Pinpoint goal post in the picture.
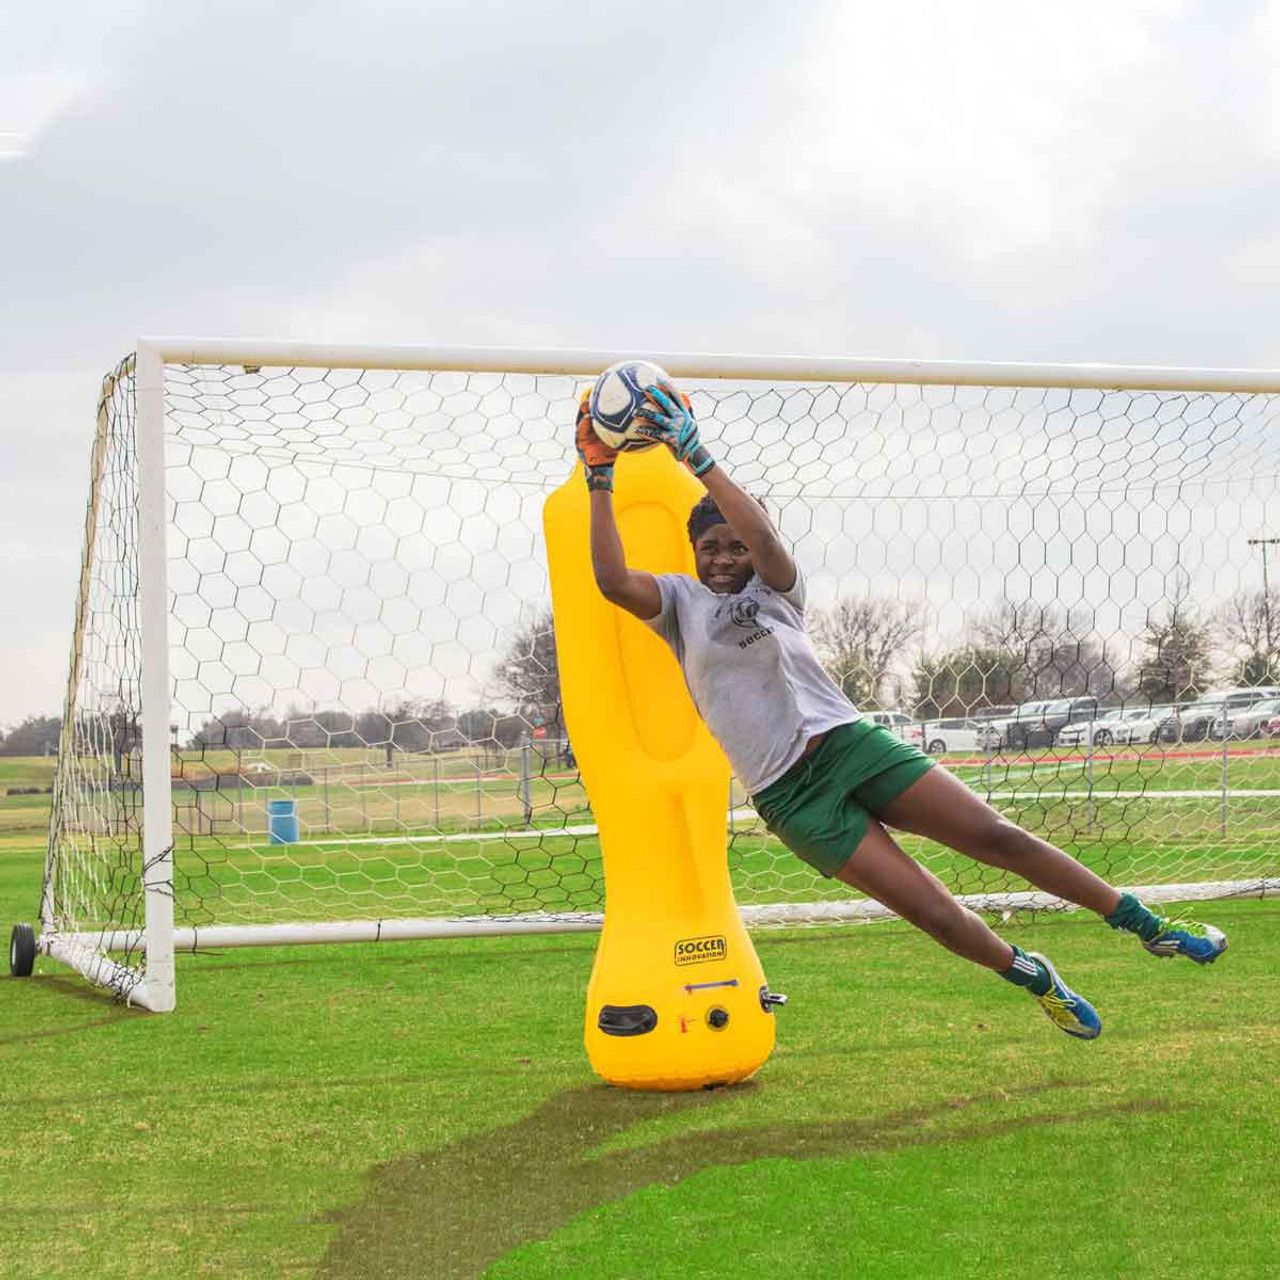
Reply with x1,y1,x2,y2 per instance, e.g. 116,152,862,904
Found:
135,342,176,1011
22,338,1280,1007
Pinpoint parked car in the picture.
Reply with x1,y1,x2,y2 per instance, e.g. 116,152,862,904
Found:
963,705,1014,749
966,706,1015,729
988,697,1100,750
1217,696,1280,740
1156,688,1280,744
1055,706,1153,747
919,718,988,754
978,700,1052,751
1111,705,1177,745
1156,703,1221,744
866,710,924,746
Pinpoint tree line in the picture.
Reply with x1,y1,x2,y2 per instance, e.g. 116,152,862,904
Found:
6,579,1276,757
490,580,1280,725
817,578,1280,715
0,613,562,758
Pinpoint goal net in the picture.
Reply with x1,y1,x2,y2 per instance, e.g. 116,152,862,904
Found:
33,341,1280,1008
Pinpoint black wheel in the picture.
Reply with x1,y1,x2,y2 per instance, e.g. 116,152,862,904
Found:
1094,729,1112,746
9,923,35,977
927,739,946,755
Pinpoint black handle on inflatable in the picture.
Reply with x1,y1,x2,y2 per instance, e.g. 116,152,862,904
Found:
598,1004,659,1037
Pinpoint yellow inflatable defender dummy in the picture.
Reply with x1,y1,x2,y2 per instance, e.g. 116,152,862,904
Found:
544,446,783,1091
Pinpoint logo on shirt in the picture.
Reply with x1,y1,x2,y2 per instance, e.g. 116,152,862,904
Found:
727,598,760,628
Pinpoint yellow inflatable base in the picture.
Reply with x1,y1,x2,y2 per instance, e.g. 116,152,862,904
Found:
544,446,778,1091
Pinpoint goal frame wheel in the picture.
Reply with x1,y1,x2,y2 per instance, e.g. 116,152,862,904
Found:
9,923,36,978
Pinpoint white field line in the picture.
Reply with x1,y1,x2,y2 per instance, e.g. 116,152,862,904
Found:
238,790,1280,851
279,776,558,791
983,789,1280,799
232,758,1277,793
240,821,604,849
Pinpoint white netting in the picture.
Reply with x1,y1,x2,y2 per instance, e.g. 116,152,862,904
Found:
45,358,148,996
43,354,1280,994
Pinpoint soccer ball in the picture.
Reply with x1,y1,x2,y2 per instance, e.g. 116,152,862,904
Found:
588,359,671,452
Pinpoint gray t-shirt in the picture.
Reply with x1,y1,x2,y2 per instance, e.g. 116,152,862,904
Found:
644,567,859,794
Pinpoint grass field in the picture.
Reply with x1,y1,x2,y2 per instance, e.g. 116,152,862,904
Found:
12,742,1280,932
1,820,1277,1278
10,740,1280,842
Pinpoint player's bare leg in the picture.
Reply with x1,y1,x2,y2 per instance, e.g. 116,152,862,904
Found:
875,767,1121,914
834,819,1101,1038
876,767,1226,964
833,819,1012,969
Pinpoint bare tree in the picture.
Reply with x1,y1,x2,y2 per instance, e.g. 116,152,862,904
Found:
910,644,1024,718
356,698,457,761
1137,575,1213,703
810,596,924,708
971,598,1061,696
1035,630,1127,700
971,598,1122,699
189,706,284,750
0,714,62,757
493,607,560,724
1214,587,1280,686
972,598,1058,654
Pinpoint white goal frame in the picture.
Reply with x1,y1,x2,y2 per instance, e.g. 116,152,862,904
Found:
35,337,1280,1010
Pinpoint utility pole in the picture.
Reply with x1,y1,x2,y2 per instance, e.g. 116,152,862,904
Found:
1247,538,1280,660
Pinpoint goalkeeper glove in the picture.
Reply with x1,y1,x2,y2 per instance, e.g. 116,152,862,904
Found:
634,381,715,477
575,392,617,491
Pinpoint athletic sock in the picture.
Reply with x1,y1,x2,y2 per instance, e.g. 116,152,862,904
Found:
1104,891,1164,942
998,944,1052,997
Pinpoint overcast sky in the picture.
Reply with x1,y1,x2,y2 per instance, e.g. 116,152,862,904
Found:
5,1,1280,727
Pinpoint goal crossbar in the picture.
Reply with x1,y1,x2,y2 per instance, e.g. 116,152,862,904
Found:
141,337,1280,393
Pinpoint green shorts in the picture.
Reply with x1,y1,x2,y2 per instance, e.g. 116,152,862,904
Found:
752,719,935,878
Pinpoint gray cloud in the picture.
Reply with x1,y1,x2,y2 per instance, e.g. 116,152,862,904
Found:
4,1,1280,724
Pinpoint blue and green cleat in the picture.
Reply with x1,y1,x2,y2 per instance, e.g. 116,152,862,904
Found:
1143,919,1227,964
1027,952,1102,1040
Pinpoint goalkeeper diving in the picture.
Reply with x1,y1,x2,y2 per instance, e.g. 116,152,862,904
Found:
575,377,1227,1041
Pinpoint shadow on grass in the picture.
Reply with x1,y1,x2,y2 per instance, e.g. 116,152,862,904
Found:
0,972,141,1048
317,1078,1178,1280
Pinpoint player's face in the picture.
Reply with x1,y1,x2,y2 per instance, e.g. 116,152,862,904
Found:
694,524,754,594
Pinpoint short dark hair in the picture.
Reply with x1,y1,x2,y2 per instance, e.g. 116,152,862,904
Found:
686,493,768,546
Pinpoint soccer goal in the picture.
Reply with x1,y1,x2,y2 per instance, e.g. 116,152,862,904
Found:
17,339,1280,1009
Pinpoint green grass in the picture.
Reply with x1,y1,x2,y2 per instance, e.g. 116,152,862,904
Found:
14,742,1280,846
0,825,1277,1279
19,806,1280,932
0,755,56,787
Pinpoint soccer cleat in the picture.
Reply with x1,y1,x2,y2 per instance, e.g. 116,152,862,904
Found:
1026,952,1102,1040
1143,919,1227,965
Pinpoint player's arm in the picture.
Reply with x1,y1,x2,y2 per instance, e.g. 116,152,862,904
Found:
576,395,662,620
635,380,796,593
697,466,796,593
588,490,662,620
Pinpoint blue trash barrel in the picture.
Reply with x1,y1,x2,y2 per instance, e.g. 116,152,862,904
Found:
267,799,299,844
